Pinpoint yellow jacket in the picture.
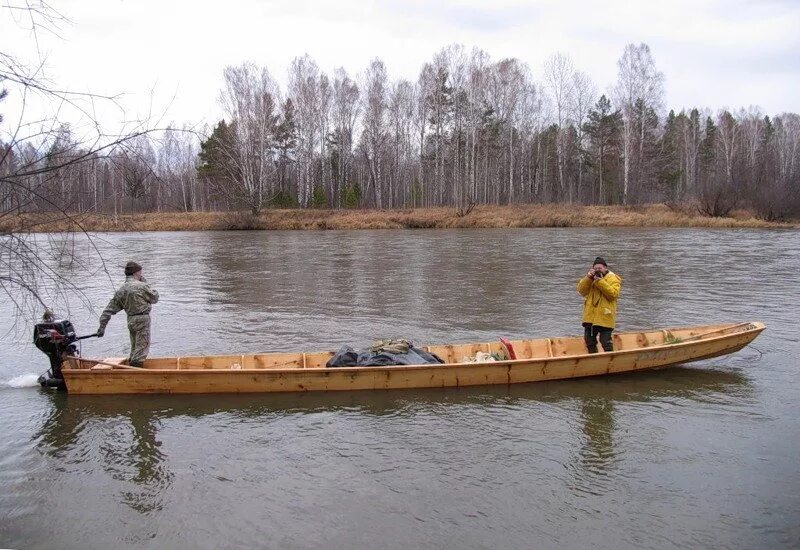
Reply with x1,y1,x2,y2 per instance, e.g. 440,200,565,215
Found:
577,271,622,329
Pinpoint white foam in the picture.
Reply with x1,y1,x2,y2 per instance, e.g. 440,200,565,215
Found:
2,373,40,388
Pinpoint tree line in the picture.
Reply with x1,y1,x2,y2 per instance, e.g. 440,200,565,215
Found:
3,43,799,221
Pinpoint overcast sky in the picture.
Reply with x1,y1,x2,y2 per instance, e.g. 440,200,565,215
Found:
2,0,799,134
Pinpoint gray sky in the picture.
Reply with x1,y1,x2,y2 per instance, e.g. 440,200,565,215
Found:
1,0,799,133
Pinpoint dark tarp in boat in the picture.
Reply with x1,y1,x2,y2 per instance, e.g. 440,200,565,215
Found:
327,339,445,368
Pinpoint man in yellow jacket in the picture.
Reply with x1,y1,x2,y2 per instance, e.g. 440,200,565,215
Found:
577,257,622,353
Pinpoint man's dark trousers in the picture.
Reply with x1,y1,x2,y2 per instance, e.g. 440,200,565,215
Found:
583,323,613,353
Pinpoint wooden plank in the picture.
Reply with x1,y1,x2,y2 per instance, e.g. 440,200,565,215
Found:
511,340,533,360
67,357,142,370
173,355,233,369
249,353,304,369
304,352,335,368
550,338,569,356
146,357,177,369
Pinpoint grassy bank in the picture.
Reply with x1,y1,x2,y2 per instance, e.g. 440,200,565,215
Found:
1,204,796,233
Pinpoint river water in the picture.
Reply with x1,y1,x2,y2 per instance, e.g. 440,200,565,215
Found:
0,228,798,549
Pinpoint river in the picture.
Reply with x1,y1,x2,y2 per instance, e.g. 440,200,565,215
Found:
1,228,798,549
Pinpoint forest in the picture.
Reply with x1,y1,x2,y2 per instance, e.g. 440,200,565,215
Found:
2,43,799,222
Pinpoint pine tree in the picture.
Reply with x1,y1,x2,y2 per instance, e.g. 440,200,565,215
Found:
198,120,239,207
425,67,453,204
584,95,622,204
699,116,717,188
274,99,298,201
660,110,682,202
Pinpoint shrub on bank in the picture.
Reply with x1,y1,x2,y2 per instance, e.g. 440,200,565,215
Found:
218,212,265,230
0,204,796,233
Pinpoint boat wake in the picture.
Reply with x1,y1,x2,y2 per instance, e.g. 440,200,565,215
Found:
1,373,40,388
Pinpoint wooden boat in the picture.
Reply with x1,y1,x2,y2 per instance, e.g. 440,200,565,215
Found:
60,322,765,395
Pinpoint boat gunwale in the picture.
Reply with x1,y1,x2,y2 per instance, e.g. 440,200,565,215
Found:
62,321,765,376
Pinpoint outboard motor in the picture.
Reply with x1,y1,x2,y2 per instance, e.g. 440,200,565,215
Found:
35,317,80,390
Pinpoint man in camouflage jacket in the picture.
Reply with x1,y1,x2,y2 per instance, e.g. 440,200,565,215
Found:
97,261,159,367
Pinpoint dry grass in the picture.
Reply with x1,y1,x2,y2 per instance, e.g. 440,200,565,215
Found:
0,204,796,233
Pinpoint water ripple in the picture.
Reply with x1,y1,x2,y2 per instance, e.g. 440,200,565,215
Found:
0,229,798,549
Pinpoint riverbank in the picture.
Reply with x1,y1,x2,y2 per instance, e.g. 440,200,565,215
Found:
1,204,796,232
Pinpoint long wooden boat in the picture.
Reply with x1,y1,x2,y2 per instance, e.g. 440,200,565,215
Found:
61,322,765,395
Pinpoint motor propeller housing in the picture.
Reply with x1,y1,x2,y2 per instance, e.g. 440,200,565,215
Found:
34,318,78,390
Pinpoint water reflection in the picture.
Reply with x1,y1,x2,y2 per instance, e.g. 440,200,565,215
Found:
559,366,755,498
120,410,170,513
35,366,753,421
579,398,616,477
35,393,172,514
32,366,752,515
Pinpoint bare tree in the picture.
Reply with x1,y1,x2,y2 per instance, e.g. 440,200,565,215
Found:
315,73,332,206
288,56,324,207
331,68,360,208
118,134,157,212
1,2,166,318
487,58,526,204
570,71,597,202
544,53,575,201
157,125,199,212
775,113,799,185
716,109,740,189
361,58,389,208
425,53,450,206
441,45,468,208
388,79,415,207
466,47,491,203
613,43,664,204
678,108,702,199
414,63,435,207
516,80,544,200
218,63,280,214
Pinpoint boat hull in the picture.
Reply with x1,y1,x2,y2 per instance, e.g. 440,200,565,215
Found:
61,323,765,395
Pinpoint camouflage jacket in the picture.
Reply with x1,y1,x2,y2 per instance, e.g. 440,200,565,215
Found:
99,276,160,328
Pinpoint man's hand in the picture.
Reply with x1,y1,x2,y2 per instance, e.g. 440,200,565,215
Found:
96,327,105,337
587,269,595,279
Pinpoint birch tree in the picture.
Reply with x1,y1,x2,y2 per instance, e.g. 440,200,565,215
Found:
544,53,574,201
570,71,597,202
219,63,279,214
716,109,739,188
288,55,324,207
158,126,199,212
331,68,359,207
361,58,389,208
679,108,702,198
487,58,526,203
414,64,435,206
466,47,491,203
388,79,415,207
613,43,664,204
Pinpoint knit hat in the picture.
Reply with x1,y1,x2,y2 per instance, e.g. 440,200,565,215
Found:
124,261,142,276
593,257,608,267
